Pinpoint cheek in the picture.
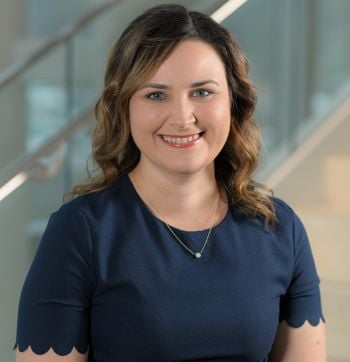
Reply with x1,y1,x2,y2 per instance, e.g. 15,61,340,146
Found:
128,98,138,129
199,98,231,129
129,99,164,133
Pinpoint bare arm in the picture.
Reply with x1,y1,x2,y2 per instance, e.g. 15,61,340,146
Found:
16,346,88,362
269,320,326,362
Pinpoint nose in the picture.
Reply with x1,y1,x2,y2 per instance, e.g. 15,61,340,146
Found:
168,96,196,129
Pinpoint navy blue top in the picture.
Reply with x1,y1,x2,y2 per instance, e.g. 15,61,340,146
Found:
14,175,324,361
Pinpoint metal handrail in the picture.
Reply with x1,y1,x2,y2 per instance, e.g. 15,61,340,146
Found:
266,95,350,189
0,105,94,202
0,0,118,89
211,0,247,22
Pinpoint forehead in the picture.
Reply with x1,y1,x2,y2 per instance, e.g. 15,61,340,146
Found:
146,39,227,84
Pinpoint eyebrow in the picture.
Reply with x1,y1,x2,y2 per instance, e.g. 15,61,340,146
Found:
139,79,220,90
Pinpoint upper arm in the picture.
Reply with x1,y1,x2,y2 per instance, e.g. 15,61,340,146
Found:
270,202,327,361
16,346,88,362
269,320,327,362
14,205,95,358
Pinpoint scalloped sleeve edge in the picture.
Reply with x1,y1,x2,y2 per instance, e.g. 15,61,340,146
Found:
13,342,89,356
281,315,326,328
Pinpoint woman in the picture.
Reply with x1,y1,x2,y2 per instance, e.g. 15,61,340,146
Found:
15,4,326,361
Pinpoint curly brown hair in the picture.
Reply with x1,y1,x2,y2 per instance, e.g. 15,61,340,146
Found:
68,4,276,227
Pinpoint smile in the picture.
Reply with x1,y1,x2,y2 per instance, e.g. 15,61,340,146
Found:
159,132,204,148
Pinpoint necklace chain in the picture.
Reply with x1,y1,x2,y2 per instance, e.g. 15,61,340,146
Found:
164,194,220,259
130,175,220,259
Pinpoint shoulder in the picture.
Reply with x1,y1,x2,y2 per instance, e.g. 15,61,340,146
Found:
271,196,296,221
36,177,133,263
55,175,132,222
270,196,305,235
268,197,314,265
235,196,301,235
236,195,310,253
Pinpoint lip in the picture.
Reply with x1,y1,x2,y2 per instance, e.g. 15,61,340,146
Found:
158,132,204,148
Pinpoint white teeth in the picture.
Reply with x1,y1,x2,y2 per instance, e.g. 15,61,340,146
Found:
161,134,201,145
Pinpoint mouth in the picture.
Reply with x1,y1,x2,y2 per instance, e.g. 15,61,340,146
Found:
159,132,205,148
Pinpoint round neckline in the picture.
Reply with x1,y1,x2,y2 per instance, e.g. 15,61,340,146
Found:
125,174,231,234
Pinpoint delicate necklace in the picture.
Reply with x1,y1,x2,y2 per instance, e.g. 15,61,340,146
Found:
130,175,220,259
164,194,220,259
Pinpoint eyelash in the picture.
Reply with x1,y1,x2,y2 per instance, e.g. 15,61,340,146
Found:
145,92,165,101
145,89,213,101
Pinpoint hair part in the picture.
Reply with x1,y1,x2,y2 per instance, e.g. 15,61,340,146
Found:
67,4,277,228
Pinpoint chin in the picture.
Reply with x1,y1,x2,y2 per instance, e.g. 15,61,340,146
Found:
162,160,212,176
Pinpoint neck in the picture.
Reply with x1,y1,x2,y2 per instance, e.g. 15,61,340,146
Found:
128,163,225,231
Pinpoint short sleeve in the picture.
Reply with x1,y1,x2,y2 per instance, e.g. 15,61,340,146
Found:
14,204,96,355
279,211,325,327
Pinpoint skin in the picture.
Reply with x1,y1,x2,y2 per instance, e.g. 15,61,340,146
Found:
16,39,327,361
129,40,232,178
128,39,232,231
269,320,327,361
16,346,88,361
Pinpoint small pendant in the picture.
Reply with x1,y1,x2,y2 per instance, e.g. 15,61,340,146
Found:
194,252,202,259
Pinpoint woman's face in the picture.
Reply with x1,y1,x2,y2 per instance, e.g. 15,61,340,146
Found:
129,39,231,177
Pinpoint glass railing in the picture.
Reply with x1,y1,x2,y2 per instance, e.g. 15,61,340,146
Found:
0,43,68,171
0,0,228,171
222,0,350,180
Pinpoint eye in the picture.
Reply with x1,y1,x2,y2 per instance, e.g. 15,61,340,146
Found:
145,91,166,101
192,89,213,97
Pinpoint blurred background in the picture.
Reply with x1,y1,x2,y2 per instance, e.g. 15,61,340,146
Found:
0,0,349,360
